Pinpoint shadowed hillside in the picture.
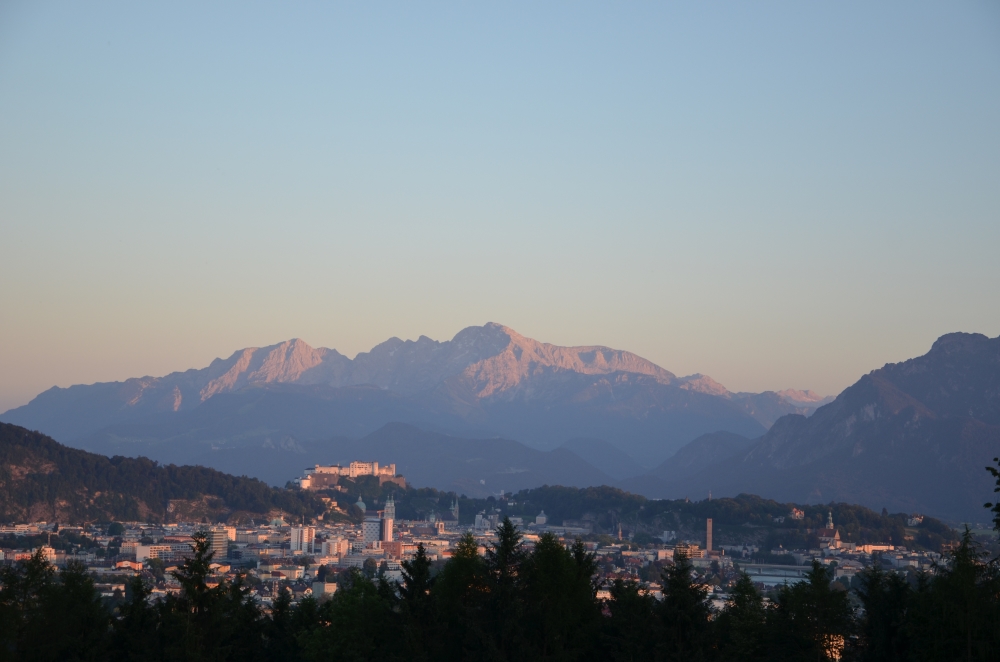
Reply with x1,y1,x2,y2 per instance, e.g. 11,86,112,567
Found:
632,333,1000,520
0,423,320,524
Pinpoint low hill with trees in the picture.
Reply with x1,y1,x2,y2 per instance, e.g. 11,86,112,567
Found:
0,423,321,524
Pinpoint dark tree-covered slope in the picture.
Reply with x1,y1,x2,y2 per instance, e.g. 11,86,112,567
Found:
0,422,320,524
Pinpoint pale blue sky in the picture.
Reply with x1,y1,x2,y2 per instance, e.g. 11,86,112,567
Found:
1,1,999,411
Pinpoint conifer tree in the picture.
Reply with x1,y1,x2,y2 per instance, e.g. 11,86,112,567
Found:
111,577,158,661
657,550,712,661
907,529,1000,662
716,573,768,661
433,532,488,659
856,561,911,662
399,543,435,660
301,569,402,662
0,551,111,662
600,579,660,661
769,561,854,661
985,456,1000,534
520,533,601,659
484,517,529,659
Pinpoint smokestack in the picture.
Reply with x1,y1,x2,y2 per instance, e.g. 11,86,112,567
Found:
706,518,713,552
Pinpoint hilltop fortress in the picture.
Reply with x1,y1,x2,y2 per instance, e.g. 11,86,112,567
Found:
295,461,406,490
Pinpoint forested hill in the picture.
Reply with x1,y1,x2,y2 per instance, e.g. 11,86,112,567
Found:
0,423,320,524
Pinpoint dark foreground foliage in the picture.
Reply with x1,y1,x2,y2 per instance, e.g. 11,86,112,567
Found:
1,526,999,662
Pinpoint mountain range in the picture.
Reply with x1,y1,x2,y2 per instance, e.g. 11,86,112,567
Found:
0,323,827,470
4,324,996,519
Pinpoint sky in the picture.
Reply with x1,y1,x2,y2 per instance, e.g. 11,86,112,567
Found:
1,1,999,412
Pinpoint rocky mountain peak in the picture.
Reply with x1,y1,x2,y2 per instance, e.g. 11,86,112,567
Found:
928,332,991,355
677,374,730,396
199,339,332,401
451,324,676,400
343,323,677,398
776,389,832,406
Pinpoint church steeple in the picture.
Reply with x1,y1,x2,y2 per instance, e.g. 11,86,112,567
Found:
827,510,834,529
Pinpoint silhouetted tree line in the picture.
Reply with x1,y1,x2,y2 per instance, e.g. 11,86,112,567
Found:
1,523,998,662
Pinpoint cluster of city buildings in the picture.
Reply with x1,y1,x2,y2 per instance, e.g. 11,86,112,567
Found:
0,486,478,605
657,511,946,604
0,488,948,609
